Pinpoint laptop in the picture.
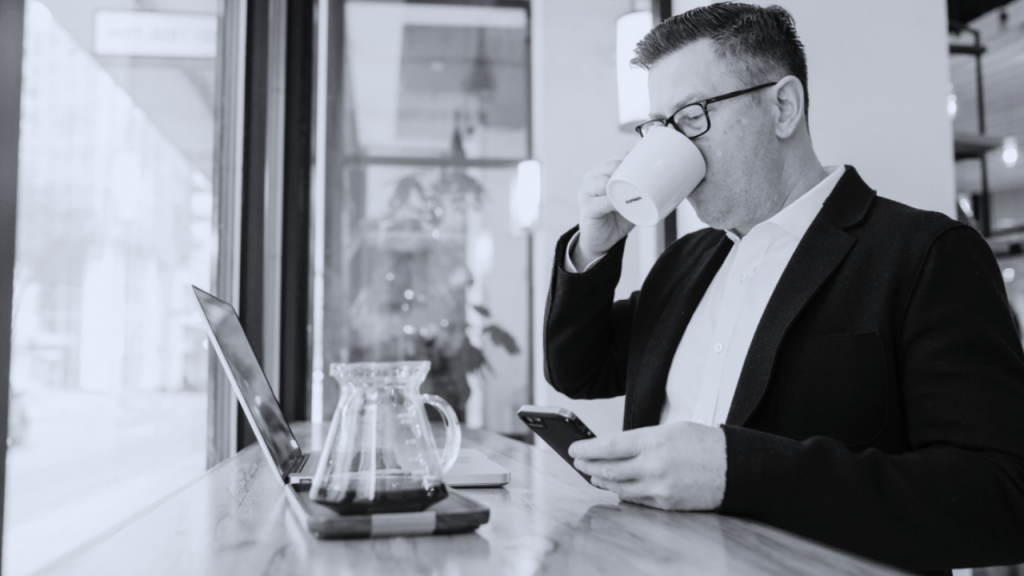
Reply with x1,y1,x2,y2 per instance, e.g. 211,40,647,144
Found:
192,286,510,488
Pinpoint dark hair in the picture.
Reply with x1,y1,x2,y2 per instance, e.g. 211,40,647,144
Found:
632,3,810,119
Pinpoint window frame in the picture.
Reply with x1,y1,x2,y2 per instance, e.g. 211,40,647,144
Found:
0,0,27,564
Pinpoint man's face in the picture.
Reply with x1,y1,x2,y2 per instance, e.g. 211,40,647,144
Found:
647,39,784,234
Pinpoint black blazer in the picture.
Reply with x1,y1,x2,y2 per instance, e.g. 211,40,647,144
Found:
543,167,1024,575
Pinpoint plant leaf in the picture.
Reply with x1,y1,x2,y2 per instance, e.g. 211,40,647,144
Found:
483,325,520,355
451,338,489,374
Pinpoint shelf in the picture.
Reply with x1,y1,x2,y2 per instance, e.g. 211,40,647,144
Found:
954,132,1004,160
949,43,987,55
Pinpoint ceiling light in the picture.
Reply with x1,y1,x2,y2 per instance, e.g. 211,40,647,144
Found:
510,160,541,231
616,10,652,131
1003,136,1018,168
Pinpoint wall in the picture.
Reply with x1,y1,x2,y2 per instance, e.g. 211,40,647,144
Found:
531,0,956,435
531,0,639,435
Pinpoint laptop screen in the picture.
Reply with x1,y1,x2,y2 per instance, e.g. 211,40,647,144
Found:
192,287,302,478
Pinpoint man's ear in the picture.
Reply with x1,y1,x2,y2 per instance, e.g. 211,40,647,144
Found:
772,75,805,139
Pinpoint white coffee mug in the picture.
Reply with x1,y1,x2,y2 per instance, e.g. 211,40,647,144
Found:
606,126,707,227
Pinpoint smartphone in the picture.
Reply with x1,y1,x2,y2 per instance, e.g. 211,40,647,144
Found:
517,405,596,481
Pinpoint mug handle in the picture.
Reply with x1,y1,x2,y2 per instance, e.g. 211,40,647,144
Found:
421,394,462,474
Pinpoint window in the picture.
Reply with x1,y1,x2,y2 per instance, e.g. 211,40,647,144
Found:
5,2,222,573
313,1,533,434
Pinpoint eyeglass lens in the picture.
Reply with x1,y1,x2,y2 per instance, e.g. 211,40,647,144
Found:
639,104,708,138
673,105,708,137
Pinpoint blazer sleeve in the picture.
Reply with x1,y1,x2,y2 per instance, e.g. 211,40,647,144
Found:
543,226,635,400
719,225,1024,572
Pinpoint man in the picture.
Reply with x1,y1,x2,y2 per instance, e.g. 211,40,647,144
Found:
542,4,1024,575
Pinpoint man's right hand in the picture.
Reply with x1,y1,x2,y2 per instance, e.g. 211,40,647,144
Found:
574,156,636,269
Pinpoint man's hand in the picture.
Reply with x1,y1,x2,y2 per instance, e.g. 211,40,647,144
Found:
569,421,727,511
575,156,635,268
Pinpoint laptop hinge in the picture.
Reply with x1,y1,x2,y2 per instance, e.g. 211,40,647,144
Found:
283,452,308,476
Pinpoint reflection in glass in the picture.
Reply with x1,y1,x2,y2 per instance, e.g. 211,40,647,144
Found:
338,161,523,421
343,1,528,159
317,1,531,432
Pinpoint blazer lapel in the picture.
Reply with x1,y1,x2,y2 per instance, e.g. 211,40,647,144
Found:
629,233,733,429
726,166,876,426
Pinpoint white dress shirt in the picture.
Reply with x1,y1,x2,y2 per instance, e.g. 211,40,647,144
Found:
565,166,846,426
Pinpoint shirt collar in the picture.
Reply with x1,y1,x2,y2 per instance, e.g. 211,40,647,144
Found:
725,165,846,243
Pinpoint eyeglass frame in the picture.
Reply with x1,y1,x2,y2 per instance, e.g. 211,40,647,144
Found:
635,81,780,139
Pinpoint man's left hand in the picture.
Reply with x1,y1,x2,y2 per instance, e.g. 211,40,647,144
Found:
569,421,727,511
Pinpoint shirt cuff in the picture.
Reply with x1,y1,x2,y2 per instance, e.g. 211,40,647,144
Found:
564,231,605,273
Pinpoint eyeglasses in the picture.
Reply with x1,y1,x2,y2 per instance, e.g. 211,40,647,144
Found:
635,81,779,139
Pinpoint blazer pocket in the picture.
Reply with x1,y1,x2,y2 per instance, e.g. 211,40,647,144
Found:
779,330,889,446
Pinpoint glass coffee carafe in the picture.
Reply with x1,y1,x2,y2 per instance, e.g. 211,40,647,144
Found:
310,361,461,514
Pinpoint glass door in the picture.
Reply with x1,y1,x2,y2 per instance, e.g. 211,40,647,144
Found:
314,0,532,434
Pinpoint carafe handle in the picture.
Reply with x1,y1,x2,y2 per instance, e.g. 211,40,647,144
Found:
421,394,461,474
